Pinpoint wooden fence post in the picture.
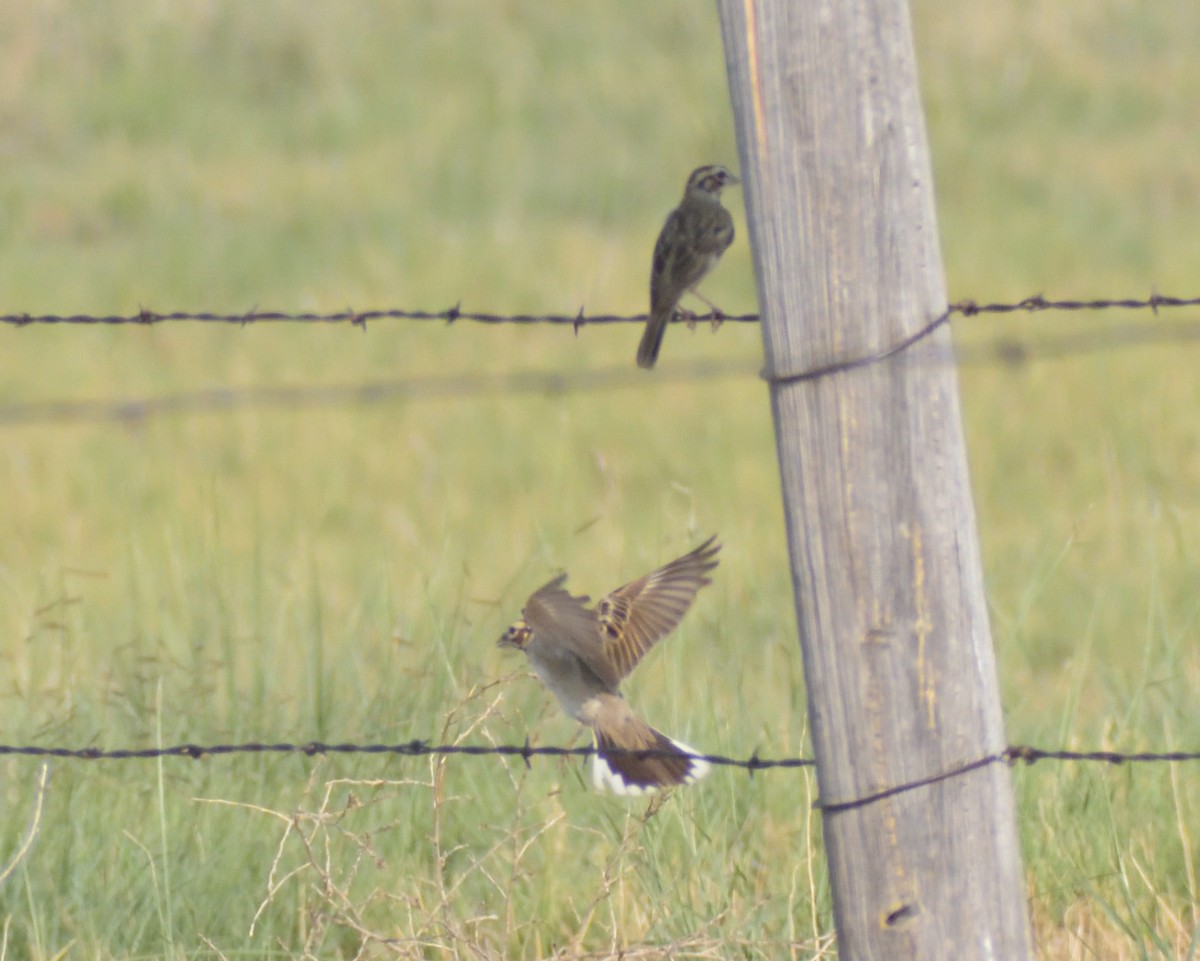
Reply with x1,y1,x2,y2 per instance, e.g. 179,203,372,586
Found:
715,2,1036,958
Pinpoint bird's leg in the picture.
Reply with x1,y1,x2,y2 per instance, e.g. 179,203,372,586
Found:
563,727,588,774
687,288,726,330
527,725,589,778
679,307,701,332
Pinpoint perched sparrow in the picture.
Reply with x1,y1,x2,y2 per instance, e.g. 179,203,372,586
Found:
498,536,721,795
637,165,740,369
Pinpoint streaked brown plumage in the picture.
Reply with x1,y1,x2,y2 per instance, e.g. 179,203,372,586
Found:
497,536,720,794
637,165,739,369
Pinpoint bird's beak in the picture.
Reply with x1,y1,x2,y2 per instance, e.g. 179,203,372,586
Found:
497,621,528,649
729,173,742,185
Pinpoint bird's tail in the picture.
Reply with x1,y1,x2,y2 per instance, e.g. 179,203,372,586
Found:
593,719,712,795
636,308,671,369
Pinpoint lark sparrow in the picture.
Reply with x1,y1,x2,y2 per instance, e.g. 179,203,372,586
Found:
498,536,720,795
637,165,740,369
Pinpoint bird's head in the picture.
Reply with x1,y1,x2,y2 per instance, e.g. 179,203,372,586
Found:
684,164,740,199
497,618,532,651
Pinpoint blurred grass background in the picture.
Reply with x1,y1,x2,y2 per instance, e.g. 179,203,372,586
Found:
1,2,1199,959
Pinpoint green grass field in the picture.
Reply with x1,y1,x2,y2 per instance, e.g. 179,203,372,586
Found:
1,3,1199,958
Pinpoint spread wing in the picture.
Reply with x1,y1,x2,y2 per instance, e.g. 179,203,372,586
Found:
595,536,720,680
520,574,620,689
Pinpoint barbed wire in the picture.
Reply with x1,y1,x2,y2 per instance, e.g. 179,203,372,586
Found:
1,740,1195,813
759,292,1200,385
0,360,752,426
5,304,1200,425
0,306,756,328
3,292,1199,426
812,745,1200,812
3,291,1199,329
0,739,810,767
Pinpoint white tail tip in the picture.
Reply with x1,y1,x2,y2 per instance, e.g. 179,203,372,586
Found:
592,735,712,796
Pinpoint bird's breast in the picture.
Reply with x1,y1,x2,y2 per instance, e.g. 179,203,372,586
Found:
526,642,611,723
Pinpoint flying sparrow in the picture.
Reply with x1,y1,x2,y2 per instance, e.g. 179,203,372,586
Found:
498,536,721,795
637,165,740,369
